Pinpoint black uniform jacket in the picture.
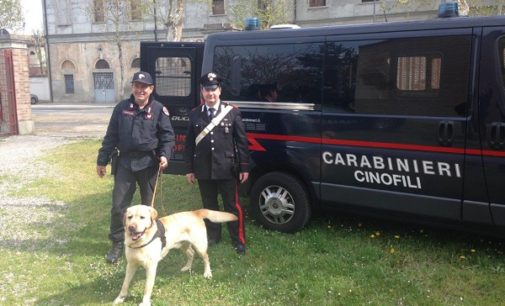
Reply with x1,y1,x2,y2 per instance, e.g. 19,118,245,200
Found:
97,95,175,171
184,102,250,180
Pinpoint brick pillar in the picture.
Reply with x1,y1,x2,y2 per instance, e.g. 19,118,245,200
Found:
0,34,34,135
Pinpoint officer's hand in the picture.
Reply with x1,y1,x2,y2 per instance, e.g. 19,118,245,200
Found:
186,173,196,184
97,165,107,177
159,156,168,169
239,172,249,184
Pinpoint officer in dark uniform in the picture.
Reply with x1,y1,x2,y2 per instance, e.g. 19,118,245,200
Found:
96,71,175,263
184,72,250,255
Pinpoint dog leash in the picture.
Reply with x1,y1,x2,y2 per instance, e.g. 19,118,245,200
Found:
150,164,162,208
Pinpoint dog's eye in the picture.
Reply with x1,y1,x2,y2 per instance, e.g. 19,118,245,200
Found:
140,216,146,219
127,215,133,220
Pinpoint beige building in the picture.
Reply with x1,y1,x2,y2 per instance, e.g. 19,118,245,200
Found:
43,0,438,104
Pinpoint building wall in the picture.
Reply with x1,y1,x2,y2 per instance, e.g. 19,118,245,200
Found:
44,0,439,104
296,1,438,26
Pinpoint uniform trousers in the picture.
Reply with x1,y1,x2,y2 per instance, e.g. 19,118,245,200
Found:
109,163,157,242
197,179,246,246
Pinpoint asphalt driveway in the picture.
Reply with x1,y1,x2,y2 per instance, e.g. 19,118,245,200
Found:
31,104,113,138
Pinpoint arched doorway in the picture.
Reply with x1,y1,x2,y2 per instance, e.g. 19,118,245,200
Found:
61,60,76,94
93,59,115,103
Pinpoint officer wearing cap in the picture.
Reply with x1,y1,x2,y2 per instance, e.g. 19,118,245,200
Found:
184,72,250,255
96,71,175,263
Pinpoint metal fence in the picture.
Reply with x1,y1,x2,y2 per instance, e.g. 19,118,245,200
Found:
0,49,18,136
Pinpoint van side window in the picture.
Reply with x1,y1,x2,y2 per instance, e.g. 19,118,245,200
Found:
499,37,505,89
154,57,191,97
214,43,324,104
396,56,441,91
324,36,472,117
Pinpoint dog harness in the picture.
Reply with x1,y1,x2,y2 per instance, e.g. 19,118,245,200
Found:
128,219,166,250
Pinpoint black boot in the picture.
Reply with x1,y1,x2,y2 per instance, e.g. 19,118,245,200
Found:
234,243,246,255
106,241,124,264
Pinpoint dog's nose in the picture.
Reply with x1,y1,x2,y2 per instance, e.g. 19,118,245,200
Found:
128,225,136,231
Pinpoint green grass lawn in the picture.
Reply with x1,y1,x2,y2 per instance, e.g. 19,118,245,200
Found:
1,139,504,305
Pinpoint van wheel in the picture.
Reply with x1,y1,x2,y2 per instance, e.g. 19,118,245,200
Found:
250,172,311,233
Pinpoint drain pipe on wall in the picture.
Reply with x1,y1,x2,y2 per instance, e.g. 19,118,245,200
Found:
42,0,53,103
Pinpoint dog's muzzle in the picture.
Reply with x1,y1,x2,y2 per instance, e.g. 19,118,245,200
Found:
128,226,145,241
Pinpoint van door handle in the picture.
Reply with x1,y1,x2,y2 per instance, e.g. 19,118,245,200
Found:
438,121,453,146
489,122,505,150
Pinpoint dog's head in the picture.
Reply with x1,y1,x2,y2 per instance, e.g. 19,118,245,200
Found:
123,205,158,242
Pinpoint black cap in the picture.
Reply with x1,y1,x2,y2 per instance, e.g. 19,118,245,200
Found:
131,71,153,85
200,72,222,89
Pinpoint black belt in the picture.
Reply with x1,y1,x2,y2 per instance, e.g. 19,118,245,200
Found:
122,151,152,158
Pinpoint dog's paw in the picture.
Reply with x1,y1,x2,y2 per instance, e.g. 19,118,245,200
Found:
203,270,213,279
113,295,126,304
180,265,192,272
139,301,151,306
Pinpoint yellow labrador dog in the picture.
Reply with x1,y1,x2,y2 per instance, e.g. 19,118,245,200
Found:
113,204,238,306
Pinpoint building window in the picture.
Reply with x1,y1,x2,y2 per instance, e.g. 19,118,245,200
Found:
95,59,110,69
131,58,141,68
130,0,142,20
212,0,225,15
94,0,104,22
64,74,74,94
309,0,326,7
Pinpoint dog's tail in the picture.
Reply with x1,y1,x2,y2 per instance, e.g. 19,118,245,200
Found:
196,209,238,223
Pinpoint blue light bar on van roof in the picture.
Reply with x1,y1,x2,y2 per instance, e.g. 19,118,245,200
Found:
245,17,260,31
438,2,459,18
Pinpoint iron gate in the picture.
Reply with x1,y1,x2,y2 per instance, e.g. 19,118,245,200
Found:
0,49,18,135
93,72,115,103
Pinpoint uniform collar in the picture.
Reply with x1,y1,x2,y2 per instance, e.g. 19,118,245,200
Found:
204,101,220,112
129,95,154,112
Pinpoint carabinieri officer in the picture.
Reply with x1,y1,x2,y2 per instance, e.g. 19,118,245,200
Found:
184,72,250,255
97,71,175,264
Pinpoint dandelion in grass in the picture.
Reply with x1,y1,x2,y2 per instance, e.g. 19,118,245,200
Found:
394,235,400,239
459,255,466,260
471,249,476,253
389,248,395,254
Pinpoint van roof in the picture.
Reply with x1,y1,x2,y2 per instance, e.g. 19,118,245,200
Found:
207,15,505,42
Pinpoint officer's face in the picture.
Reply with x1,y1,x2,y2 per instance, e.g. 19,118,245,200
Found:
132,82,154,105
201,86,221,107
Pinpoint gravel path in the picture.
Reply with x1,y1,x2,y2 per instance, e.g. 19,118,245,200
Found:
0,135,73,247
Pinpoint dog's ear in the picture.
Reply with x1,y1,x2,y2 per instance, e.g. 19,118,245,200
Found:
122,210,128,228
149,206,158,221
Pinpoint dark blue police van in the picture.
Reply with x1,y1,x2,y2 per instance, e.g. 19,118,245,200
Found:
141,15,505,235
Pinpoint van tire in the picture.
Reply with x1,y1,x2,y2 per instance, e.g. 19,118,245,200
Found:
250,172,311,233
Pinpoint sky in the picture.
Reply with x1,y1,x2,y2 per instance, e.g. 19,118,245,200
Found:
20,0,43,34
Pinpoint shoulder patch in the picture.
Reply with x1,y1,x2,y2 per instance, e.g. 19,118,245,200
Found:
162,107,170,116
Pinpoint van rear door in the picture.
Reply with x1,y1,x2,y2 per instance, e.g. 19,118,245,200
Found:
140,42,203,174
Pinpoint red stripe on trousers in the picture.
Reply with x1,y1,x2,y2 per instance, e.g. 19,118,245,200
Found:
235,183,246,245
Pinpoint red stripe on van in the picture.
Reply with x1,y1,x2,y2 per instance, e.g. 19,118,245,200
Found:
247,132,505,158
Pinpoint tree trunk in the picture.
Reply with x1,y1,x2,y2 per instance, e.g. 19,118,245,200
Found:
165,0,184,41
117,40,125,99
